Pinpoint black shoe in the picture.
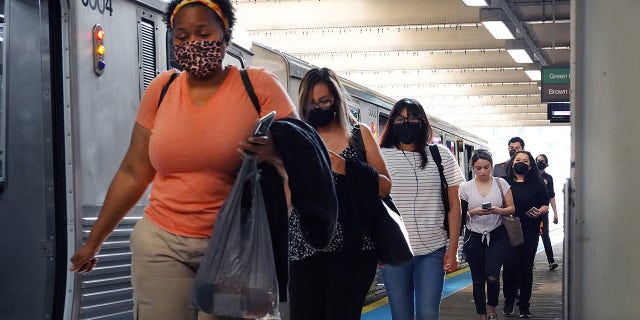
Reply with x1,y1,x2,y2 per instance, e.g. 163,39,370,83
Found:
519,307,531,318
549,262,559,271
503,302,514,315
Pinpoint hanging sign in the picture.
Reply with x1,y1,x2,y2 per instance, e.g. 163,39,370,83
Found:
541,66,570,102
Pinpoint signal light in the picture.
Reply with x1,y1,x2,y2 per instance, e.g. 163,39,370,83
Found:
95,29,105,41
93,24,106,75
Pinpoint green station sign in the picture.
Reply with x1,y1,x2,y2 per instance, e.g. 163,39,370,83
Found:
542,67,570,84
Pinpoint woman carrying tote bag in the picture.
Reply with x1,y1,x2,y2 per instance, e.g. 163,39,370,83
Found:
459,149,514,320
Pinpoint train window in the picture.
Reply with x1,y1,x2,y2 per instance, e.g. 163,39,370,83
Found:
446,140,456,154
0,4,5,192
350,107,361,121
465,144,475,180
378,113,389,134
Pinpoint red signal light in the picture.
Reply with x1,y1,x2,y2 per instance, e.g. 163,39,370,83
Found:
96,29,105,41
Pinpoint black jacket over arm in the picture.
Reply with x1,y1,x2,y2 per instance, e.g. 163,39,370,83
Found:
260,118,338,301
339,158,380,256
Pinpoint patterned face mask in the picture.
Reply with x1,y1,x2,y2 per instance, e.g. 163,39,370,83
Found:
174,40,224,79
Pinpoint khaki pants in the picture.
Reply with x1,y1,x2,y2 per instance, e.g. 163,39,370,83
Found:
130,216,244,320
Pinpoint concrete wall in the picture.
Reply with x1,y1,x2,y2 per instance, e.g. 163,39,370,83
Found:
570,1,640,318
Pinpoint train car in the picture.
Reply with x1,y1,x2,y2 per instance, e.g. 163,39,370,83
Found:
0,1,486,319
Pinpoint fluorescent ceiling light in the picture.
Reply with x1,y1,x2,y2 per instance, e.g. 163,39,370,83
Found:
462,0,489,6
507,49,534,63
524,70,541,81
482,21,515,39
480,8,516,39
524,62,541,81
505,40,534,63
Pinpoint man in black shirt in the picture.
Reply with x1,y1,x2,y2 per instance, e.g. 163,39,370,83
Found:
493,137,525,178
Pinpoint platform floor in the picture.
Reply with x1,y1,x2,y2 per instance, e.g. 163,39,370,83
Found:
440,241,564,320
362,240,564,320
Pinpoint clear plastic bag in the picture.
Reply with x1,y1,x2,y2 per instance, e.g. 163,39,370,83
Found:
193,155,279,319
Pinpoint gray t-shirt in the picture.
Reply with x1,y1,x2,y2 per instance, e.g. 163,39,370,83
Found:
459,177,511,233
492,161,509,178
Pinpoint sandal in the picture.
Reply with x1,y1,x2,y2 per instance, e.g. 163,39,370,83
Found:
488,314,498,319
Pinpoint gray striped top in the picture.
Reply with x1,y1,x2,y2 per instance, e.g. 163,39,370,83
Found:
381,144,465,256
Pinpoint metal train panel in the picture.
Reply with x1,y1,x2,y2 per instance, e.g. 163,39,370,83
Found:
64,2,168,319
0,1,58,319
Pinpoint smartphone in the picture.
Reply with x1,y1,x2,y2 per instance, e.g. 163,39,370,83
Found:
525,207,539,217
252,111,276,136
482,202,491,209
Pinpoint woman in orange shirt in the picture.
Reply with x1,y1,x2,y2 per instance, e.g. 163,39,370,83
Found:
69,1,296,319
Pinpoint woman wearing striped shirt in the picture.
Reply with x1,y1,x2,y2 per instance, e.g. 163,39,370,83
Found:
379,98,465,320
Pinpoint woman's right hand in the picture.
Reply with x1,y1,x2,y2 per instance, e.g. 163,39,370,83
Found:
69,244,100,273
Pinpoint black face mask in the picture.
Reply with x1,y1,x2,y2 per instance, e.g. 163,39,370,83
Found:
536,161,547,170
307,107,335,127
393,123,422,144
509,149,518,157
513,162,529,175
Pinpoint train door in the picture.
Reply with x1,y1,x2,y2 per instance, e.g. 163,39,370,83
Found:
0,1,65,319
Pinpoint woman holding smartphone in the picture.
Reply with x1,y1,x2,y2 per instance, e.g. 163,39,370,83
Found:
501,151,549,318
459,149,515,320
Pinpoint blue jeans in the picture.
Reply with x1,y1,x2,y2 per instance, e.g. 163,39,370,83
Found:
381,246,446,320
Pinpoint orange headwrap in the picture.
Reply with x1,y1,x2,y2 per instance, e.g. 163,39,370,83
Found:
170,0,229,31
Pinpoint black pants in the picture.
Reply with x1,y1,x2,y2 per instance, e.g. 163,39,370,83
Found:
502,229,539,309
463,226,508,314
288,250,377,320
539,213,555,264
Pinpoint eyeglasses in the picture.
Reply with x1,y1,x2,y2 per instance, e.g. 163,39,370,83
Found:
304,98,333,110
392,115,422,125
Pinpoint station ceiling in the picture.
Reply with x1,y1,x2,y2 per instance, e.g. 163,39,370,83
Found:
234,0,571,128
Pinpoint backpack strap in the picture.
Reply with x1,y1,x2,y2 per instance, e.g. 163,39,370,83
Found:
157,71,180,108
429,144,452,235
350,124,367,163
240,68,261,114
157,69,261,115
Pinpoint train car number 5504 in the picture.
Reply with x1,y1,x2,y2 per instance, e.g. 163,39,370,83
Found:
82,0,113,16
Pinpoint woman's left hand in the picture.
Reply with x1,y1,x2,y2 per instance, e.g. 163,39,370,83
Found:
443,247,459,272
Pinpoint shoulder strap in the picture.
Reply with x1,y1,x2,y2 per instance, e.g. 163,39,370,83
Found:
157,71,180,108
240,68,261,114
429,144,450,212
350,124,367,163
496,177,506,208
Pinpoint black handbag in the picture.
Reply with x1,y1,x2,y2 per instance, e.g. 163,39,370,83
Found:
349,125,413,265
372,196,414,266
